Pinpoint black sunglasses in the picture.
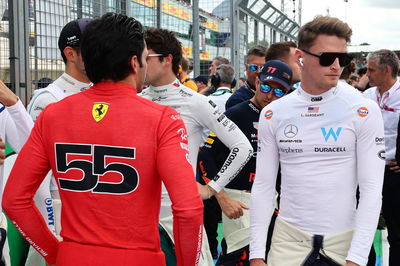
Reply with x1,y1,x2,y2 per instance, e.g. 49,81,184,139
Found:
302,50,353,67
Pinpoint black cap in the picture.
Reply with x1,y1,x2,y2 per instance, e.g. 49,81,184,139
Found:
194,75,208,85
58,18,92,53
258,60,293,90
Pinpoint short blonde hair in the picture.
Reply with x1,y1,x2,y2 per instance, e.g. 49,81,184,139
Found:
298,16,352,50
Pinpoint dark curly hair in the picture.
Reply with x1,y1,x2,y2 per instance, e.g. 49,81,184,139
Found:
81,13,146,84
145,28,182,76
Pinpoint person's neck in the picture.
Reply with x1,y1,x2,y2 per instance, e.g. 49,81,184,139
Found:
217,83,231,89
378,77,397,96
301,77,332,95
250,97,262,109
115,75,137,90
151,71,177,87
65,64,90,84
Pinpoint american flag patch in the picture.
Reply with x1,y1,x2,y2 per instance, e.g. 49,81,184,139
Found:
308,107,319,113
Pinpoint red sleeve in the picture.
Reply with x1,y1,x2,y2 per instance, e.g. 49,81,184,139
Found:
156,107,204,266
2,111,59,264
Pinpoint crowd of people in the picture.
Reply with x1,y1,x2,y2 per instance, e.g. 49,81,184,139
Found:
0,12,399,266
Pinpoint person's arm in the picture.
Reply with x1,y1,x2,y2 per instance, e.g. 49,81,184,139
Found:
195,98,253,193
198,134,248,219
346,101,385,265
2,111,59,264
157,107,203,266
0,80,33,152
249,107,279,261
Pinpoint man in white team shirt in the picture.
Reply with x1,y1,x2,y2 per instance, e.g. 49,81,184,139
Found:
26,18,92,266
0,80,33,265
141,27,253,265
250,16,385,266
363,49,400,266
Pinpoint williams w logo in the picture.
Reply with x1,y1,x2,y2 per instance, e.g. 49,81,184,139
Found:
92,102,109,122
321,127,342,142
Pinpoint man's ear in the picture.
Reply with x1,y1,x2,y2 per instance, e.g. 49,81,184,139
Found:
385,65,392,76
130,55,139,74
63,47,76,62
295,48,303,66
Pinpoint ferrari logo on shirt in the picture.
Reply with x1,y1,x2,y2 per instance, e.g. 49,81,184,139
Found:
92,102,109,122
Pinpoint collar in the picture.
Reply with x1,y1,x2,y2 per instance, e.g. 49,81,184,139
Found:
248,100,260,114
211,86,231,96
296,84,339,103
245,81,256,92
148,79,182,95
53,73,91,94
85,81,137,96
374,78,400,100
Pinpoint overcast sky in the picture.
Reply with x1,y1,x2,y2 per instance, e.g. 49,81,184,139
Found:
300,0,400,52
201,0,400,52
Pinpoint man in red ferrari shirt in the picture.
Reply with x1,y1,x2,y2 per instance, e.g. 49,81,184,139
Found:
3,13,203,266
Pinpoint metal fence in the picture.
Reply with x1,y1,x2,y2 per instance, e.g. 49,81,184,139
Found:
1,0,299,103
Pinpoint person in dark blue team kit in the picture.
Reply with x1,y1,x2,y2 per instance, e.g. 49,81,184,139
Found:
198,60,292,265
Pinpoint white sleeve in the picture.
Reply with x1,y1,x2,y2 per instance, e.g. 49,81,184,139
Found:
346,101,385,265
249,107,280,260
27,91,57,121
5,99,33,152
196,98,253,192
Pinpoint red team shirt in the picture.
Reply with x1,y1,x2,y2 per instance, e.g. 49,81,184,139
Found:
3,82,203,265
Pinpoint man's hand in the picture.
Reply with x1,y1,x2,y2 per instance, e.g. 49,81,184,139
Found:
345,261,359,266
250,258,267,266
197,183,210,199
388,160,400,173
215,190,249,219
0,80,18,107
0,139,5,166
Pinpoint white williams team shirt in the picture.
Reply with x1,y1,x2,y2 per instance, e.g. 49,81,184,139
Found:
0,100,33,209
250,83,385,265
28,73,91,121
363,78,400,163
140,80,252,216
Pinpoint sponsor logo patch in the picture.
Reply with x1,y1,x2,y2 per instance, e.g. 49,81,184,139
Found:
378,150,385,160
375,137,385,145
92,102,109,122
314,147,346,152
208,100,217,108
311,96,322,102
321,127,342,142
217,114,226,122
284,124,298,138
265,110,273,119
357,107,369,117
279,147,303,153
205,138,214,144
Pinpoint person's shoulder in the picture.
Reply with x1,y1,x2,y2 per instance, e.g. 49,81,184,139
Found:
226,100,250,114
337,83,376,105
233,85,251,96
362,86,377,98
177,83,199,99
